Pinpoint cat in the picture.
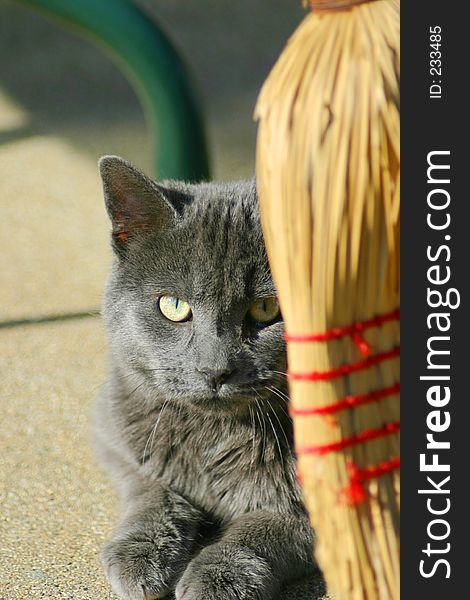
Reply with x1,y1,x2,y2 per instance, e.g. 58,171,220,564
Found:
94,156,327,600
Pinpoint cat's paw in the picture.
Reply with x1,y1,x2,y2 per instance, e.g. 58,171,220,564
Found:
175,544,274,600
102,533,188,600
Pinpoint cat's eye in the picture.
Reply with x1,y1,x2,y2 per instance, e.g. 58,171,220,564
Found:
248,297,280,325
158,295,192,322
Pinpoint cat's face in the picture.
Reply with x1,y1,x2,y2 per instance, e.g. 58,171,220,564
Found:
100,157,287,413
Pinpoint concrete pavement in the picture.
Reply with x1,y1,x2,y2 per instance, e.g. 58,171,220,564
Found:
0,1,303,597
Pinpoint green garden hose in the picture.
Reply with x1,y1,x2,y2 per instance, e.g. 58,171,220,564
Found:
19,0,211,181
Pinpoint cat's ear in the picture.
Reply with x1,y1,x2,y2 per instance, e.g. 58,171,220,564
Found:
99,155,178,254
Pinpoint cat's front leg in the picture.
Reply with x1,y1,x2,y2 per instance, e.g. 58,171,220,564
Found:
102,482,204,600
175,509,319,600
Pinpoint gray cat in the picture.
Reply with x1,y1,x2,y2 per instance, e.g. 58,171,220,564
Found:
94,156,327,600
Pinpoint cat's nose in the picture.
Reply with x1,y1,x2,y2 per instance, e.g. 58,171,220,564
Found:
199,368,236,392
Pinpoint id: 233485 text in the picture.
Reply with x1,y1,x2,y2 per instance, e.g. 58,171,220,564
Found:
429,25,442,99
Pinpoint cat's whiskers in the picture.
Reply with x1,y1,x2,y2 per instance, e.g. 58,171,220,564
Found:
251,388,267,463
95,372,135,398
126,379,147,401
142,399,171,465
267,384,290,403
115,368,172,387
266,386,290,412
266,409,283,462
265,392,290,450
269,370,288,378
171,399,186,460
248,405,258,472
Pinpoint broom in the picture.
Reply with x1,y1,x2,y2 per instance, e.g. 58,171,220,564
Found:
255,1,400,599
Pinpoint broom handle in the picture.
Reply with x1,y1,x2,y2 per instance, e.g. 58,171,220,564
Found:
308,0,378,13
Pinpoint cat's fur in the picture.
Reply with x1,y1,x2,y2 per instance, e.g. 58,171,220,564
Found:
94,156,327,600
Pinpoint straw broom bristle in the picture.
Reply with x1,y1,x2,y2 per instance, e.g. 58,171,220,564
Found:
255,1,399,599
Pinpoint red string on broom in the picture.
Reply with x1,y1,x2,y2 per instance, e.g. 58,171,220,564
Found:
286,309,400,504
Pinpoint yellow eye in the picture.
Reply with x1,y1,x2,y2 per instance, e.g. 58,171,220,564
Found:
249,297,280,324
158,295,192,322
